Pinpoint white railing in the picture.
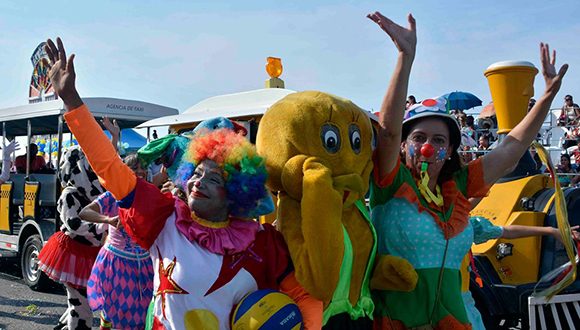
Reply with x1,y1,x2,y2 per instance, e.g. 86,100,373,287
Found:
528,293,580,330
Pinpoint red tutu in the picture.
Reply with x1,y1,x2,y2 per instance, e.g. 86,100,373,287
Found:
38,231,101,289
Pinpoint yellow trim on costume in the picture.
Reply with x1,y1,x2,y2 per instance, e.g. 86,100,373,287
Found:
418,169,443,206
191,212,230,228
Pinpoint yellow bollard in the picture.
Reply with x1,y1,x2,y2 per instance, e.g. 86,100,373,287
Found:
484,61,538,134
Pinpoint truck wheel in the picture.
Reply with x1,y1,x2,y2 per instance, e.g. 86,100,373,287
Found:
21,234,51,291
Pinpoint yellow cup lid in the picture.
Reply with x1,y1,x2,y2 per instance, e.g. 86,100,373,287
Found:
486,60,536,71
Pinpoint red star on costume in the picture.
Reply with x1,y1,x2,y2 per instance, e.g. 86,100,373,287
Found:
155,247,189,318
205,243,263,296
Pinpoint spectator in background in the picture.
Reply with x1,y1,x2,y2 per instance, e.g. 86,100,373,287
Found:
406,95,417,109
15,143,46,173
476,133,492,158
556,153,578,187
558,94,580,127
460,114,477,141
478,134,491,150
460,145,475,164
479,116,500,142
457,112,467,127
152,129,158,139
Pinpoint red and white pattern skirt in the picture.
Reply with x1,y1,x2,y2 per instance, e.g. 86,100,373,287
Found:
38,231,101,289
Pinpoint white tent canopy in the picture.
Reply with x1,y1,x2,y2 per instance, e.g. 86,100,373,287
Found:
0,97,179,136
137,88,296,129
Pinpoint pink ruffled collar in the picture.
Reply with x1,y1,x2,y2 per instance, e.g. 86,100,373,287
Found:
174,199,260,255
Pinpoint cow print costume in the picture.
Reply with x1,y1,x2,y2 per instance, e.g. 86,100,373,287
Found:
38,146,106,330
58,146,106,245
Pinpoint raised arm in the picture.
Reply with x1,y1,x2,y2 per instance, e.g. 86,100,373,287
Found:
502,225,579,243
79,201,119,228
43,38,136,200
482,43,569,184
101,117,120,153
0,141,18,183
367,12,416,179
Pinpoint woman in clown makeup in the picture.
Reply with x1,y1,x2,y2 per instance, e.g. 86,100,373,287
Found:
366,11,568,329
41,37,322,330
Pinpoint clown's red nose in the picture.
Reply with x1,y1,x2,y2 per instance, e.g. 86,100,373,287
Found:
420,143,434,158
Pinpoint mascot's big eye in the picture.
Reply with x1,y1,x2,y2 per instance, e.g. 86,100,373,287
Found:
320,124,341,153
349,124,361,154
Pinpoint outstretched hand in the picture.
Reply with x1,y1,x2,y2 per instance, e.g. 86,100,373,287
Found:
2,140,20,158
553,225,580,244
367,12,416,59
43,37,83,109
540,42,568,95
101,117,120,138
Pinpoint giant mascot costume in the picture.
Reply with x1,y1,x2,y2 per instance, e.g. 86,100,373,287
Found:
256,91,418,328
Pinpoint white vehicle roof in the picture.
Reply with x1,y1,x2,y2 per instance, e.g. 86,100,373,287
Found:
137,88,296,129
0,97,178,136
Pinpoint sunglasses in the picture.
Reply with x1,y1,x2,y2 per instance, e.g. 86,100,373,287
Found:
566,98,572,101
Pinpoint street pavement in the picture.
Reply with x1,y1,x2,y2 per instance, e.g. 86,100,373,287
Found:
0,256,100,330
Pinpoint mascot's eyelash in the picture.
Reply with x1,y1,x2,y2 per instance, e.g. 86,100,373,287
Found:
327,106,334,122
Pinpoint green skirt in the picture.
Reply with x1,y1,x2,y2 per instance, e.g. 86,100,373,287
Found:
372,268,468,328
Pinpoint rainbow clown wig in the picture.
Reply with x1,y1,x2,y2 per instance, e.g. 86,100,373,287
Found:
175,127,273,219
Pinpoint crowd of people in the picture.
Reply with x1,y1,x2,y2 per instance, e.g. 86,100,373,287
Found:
1,10,578,330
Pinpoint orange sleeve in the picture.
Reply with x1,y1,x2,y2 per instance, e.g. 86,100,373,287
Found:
280,272,323,330
467,157,491,198
64,105,136,200
372,151,401,188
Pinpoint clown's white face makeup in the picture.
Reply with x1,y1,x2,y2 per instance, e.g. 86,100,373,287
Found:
186,159,228,222
402,117,452,183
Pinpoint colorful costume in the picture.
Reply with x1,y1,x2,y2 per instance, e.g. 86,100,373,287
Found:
370,157,494,328
87,191,155,329
64,105,320,330
370,98,497,329
38,146,106,330
256,91,417,328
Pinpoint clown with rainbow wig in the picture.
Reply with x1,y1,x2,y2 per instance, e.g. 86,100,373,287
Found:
44,38,322,330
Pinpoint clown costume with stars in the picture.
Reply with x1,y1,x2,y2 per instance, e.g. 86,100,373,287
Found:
44,37,321,330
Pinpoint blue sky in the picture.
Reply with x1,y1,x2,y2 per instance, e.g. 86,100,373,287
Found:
0,0,579,114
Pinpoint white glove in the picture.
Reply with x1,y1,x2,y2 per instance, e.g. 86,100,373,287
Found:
1,140,19,182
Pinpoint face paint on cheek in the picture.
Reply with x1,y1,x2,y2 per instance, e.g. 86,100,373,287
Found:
436,147,447,162
408,144,416,158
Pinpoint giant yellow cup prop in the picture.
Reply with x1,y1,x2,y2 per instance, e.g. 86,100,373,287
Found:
484,61,538,134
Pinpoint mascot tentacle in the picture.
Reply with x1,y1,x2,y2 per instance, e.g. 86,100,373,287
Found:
298,157,345,301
